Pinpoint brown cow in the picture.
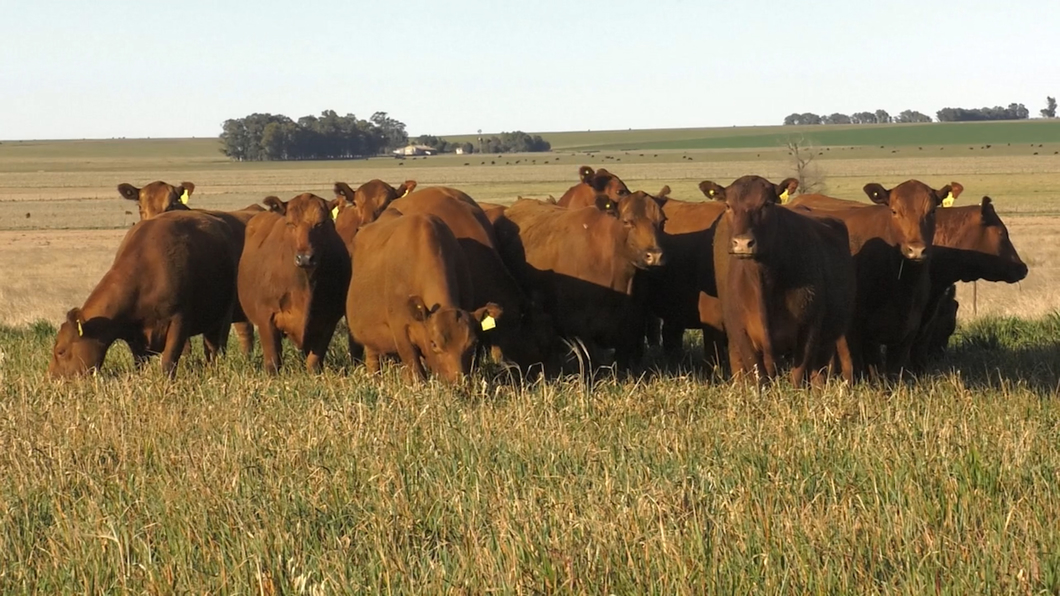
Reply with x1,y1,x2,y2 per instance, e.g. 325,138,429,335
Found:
639,185,728,359
912,197,1027,365
118,180,195,219
387,187,555,372
347,210,501,383
332,179,417,244
238,193,351,374
493,193,664,369
116,180,261,355
704,176,855,386
791,180,963,374
49,211,241,378
555,166,630,209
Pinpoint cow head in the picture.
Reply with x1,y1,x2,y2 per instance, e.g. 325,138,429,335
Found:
579,166,630,201
117,181,195,220
700,176,799,259
406,296,503,384
491,296,556,373
49,308,108,378
262,193,334,270
613,191,666,268
333,179,416,228
863,180,962,262
937,197,1028,283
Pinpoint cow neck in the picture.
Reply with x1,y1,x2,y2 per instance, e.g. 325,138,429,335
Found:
77,276,137,348
844,205,903,253
934,206,977,249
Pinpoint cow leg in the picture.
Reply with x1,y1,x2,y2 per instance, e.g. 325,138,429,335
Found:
727,330,754,381
160,316,189,379
259,322,283,374
395,338,428,383
303,323,337,374
834,335,854,385
363,347,381,375
128,336,152,369
232,322,255,356
201,323,229,365
661,321,686,362
644,315,662,347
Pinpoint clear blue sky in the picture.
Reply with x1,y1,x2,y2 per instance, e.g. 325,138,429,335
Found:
2,0,1057,140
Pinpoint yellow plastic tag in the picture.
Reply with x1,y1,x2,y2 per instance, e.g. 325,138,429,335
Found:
400,187,410,198
331,205,339,220
480,315,496,331
76,320,83,337
179,189,190,205
708,189,715,197
779,189,790,204
941,192,954,208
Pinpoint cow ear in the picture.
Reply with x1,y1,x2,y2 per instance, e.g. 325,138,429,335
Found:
589,170,613,192
776,178,799,204
546,195,557,204
863,183,890,205
262,196,286,214
472,303,504,331
578,166,595,184
407,295,430,322
980,196,1000,222
657,185,671,198
594,194,618,213
334,182,355,205
66,308,84,336
395,180,417,198
180,182,196,197
118,183,140,202
936,181,964,207
699,181,725,201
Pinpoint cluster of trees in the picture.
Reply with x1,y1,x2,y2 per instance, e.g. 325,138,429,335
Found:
414,135,474,154
1042,97,1057,118
783,109,931,125
219,111,408,161
936,103,1030,122
414,131,551,154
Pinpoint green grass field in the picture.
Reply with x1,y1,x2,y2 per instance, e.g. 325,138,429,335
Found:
2,128,1060,592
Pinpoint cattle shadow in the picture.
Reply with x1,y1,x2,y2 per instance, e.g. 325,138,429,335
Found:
920,315,1060,395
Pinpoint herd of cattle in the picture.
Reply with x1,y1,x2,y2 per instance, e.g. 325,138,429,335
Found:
47,166,1028,386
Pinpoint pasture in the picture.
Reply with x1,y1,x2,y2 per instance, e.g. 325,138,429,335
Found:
2,129,1060,592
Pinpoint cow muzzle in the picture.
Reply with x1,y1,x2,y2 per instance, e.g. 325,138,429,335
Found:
294,252,318,268
730,235,756,258
643,249,664,267
902,243,927,262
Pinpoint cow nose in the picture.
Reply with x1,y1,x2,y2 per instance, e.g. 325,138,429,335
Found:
294,252,317,268
644,249,664,266
903,244,926,262
731,235,756,256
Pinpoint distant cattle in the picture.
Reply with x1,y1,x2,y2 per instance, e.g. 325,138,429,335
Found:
493,192,664,369
238,194,350,374
912,197,1027,365
705,176,855,385
555,166,630,210
116,180,262,355
49,211,241,378
791,180,963,374
332,179,417,245
347,210,501,383
387,187,555,372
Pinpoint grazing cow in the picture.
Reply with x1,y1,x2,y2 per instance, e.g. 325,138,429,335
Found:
638,185,728,359
705,176,855,386
116,180,262,355
347,210,501,383
791,180,963,374
555,166,630,209
238,194,351,374
912,197,1028,365
387,187,555,372
493,192,665,369
49,211,241,378
332,179,417,245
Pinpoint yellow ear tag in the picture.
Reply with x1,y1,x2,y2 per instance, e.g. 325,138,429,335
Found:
480,315,496,331
779,189,790,204
179,189,190,206
400,188,410,198
708,189,715,197
941,192,955,208
331,205,339,220
76,320,83,337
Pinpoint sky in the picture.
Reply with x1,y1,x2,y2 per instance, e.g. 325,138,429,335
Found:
2,0,1058,140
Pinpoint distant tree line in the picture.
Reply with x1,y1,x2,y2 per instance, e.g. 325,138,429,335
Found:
219,110,408,161
414,131,551,154
936,103,1029,122
784,109,931,125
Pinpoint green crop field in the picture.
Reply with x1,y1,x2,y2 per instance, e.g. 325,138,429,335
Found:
1,130,1060,592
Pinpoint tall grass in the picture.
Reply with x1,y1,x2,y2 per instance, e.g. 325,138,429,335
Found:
1,317,1059,593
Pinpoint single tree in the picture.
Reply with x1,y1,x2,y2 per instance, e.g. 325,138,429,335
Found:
1041,96,1057,118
